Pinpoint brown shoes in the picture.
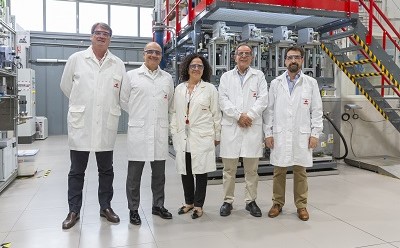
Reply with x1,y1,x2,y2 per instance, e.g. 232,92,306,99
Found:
268,204,282,218
297,208,309,221
100,207,120,223
62,212,80,229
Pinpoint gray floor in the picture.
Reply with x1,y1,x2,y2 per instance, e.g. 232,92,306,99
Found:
1,135,400,248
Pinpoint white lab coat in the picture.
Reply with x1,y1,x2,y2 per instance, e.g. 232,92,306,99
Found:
60,46,127,151
170,80,221,175
219,67,269,158
120,64,174,161
263,71,323,167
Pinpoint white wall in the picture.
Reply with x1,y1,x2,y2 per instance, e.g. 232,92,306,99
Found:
340,95,400,159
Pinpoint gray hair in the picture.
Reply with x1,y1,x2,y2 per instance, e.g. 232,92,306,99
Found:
91,22,112,37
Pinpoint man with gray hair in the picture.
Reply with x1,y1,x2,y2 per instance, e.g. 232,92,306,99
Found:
60,22,127,229
218,43,268,217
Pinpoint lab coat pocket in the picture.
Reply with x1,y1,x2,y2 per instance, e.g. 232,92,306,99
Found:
199,98,209,111
299,126,311,148
250,84,258,100
196,130,214,152
301,91,311,108
112,74,122,88
107,106,121,131
68,105,85,129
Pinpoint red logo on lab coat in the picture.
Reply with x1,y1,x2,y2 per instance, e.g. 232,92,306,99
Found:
253,92,257,97
303,99,309,105
164,94,168,99
113,83,119,88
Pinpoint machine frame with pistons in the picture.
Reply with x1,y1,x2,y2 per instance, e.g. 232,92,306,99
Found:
161,0,360,181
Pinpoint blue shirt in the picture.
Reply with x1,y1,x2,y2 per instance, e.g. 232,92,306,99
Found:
286,71,301,94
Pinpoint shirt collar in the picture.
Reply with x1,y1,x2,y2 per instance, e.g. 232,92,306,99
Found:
140,63,160,75
286,70,302,81
236,66,250,76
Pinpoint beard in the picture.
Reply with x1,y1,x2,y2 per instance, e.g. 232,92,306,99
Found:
288,63,300,73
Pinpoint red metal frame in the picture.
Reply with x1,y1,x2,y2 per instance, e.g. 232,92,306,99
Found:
163,0,359,44
357,0,400,97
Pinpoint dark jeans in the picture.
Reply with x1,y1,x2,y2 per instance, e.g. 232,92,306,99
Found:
126,160,166,211
68,150,114,213
181,152,208,207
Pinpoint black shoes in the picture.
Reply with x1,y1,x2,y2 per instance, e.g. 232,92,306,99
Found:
100,208,120,223
62,211,80,229
219,202,233,217
130,210,141,225
152,206,173,219
245,201,262,217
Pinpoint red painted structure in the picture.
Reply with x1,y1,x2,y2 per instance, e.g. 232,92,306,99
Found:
163,0,359,42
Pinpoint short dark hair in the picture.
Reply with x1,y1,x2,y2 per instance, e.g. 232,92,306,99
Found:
180,54,212,82
235,43,253,55
91,22,112,37
285,46,304,58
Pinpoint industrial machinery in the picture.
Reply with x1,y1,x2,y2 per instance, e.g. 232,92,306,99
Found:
0,4,18,192
159,0,400,180
17,68,36,143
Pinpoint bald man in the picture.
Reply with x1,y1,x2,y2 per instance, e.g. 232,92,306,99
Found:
120,42,174,225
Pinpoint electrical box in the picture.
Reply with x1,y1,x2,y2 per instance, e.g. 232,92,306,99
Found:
297,28,320,45
35,116,48,140
17,68,36,144
241,24,262,41
212,22,229,39
0,137,17,182
273,26,294,43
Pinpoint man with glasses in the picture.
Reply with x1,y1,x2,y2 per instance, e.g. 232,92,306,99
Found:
263,46,323,221
218,43,268,217
120,42,174,225
60,22,127,229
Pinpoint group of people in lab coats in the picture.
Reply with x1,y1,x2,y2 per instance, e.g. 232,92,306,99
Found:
60,22,323,229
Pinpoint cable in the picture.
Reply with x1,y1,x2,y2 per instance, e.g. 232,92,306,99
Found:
323,114,348,159
341,119,357,157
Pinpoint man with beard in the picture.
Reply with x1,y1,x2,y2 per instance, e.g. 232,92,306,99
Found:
263,46,323,221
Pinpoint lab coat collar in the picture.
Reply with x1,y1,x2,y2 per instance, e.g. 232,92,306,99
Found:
84,46,117,63
186,79,206,101
276,70,305,95
138,64,161,77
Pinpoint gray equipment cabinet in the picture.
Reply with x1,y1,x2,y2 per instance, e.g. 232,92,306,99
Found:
0,19,18,193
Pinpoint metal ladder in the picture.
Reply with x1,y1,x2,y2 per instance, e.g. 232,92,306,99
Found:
319,19,400,132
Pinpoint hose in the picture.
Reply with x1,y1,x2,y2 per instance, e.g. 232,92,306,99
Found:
323,114,348,159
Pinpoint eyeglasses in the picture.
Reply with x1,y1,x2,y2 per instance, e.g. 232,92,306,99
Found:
236,51,252,58
144,50,162,56
189,64,204,70
93,31,111,37
286,55,303,60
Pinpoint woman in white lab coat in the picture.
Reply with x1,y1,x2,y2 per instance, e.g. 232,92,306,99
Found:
170,54,221,219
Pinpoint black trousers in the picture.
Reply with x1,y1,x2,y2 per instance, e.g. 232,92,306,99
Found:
181,152,208,207
68,150,114,213
126,160,166,211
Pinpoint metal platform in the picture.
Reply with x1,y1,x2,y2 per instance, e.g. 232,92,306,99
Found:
166,0,359,47
345,156,400,179
169,146,338,184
